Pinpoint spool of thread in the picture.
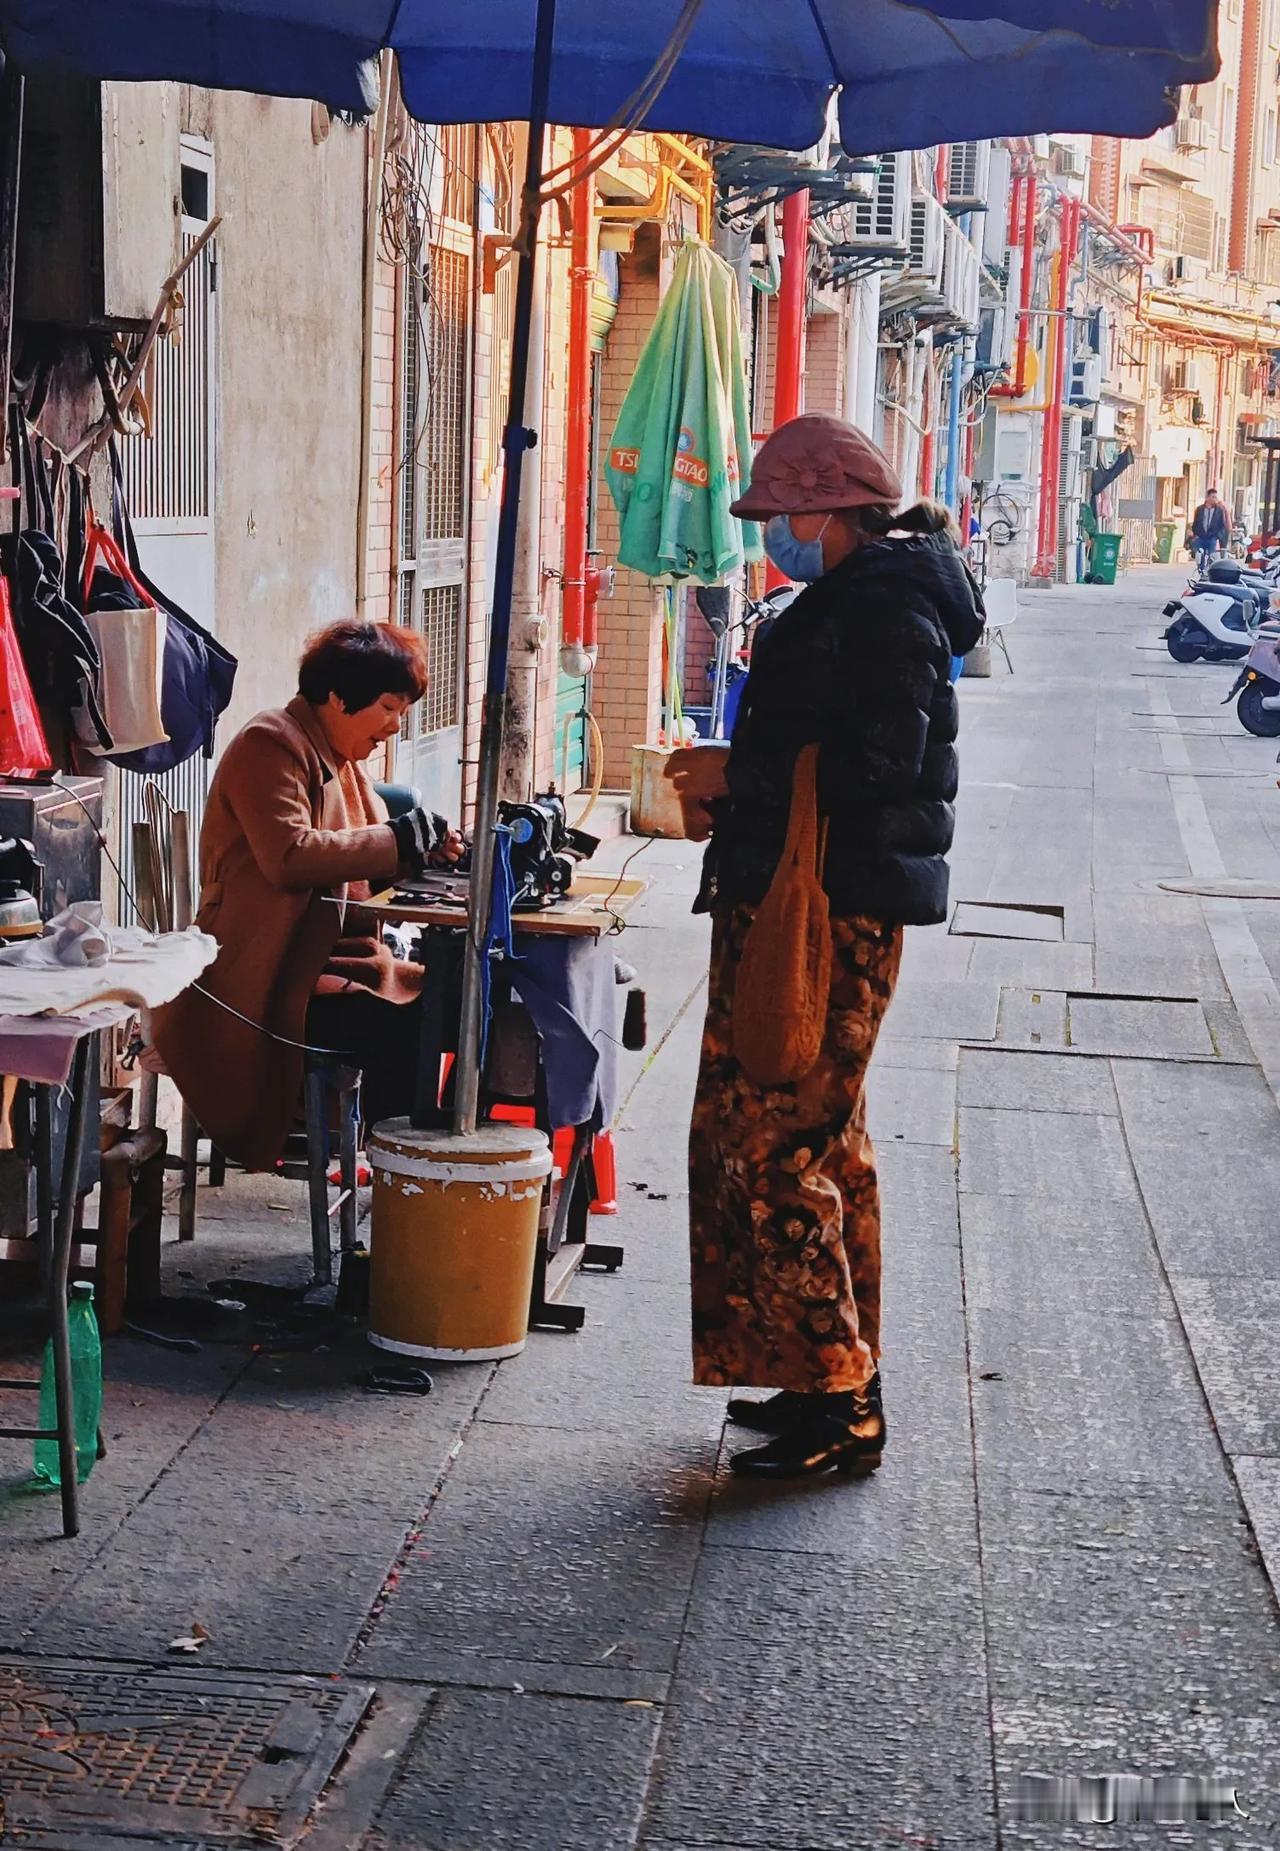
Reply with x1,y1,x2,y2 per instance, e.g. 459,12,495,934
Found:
622,987,647,1051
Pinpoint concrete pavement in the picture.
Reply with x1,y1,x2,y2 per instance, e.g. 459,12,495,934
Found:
3,564,1280,1848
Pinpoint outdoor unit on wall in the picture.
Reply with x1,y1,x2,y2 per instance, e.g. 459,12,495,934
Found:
15,75,180,329
906,192,946,287
1069,352,1104,405
976,302,1013,370
1175,112,1210,151
1094,403,1119,439
947,139,991,210
1171,253,1208,283
847,150,911,251
982,147,1013,267
1054,143,1088,179
942,217,981,329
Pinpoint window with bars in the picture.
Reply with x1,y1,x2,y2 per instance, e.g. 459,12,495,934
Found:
420,246,470,542
401,583,462,738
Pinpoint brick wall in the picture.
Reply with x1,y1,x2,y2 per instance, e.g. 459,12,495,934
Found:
805,310,845,417
592,228,666,787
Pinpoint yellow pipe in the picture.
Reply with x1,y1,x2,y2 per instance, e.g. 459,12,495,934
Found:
1012,253,1063,413
596,143,712,241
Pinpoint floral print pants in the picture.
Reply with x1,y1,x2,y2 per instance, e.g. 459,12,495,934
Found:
689,906,904,1394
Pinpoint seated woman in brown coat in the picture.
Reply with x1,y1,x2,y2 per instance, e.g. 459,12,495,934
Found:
150,620,461,1171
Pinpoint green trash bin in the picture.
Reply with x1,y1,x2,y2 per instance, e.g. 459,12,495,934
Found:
1090,532,1123,585
1154,520,1178,564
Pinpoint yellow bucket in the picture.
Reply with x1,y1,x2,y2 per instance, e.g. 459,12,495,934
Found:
367,1121,551,1361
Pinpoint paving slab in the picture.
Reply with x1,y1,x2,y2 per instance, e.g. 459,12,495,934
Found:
866,1062,957,1147
881,977,1002,1043
958,1106,1139,1203
1068,995,1215,1059
366,1689,660,1851
1235,1456,1280,1603
993,1702,1280,1850
960,1192,1175,1319
640,1546,995,1851
353,1422,716,1695
1167,1276,1280,1456
24,1339,492,1671
968,1308,1227,1499
958,1048,1118,1116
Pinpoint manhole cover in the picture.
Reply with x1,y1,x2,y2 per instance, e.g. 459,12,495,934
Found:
950,901,1064,943
1067,994,1215,1059
0,1659,373,1846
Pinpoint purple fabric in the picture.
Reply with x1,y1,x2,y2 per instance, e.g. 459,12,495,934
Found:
0,1005,130,1083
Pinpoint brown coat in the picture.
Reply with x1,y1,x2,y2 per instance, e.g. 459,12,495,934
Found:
151,697,411,1171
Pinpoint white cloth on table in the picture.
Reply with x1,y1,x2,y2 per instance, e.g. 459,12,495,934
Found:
0,925,218,1021
0,902,112,969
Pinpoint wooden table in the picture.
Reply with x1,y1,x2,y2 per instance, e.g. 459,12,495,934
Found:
356,870,647,1328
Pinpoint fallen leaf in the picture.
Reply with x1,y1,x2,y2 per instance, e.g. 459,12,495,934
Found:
167,1620,211,1654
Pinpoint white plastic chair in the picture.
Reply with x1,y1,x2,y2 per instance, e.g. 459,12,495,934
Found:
981,577,1018,673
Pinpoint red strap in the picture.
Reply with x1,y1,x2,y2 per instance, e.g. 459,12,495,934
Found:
82,516,154,608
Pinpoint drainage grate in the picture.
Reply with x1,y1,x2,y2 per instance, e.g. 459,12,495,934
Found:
950,902,1065,943
0,1659,373,1846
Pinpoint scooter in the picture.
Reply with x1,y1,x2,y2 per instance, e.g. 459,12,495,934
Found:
1163,558,1279,663
1226,618,1280,735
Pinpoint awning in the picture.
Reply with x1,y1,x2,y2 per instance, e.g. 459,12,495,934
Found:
0,1,1219,155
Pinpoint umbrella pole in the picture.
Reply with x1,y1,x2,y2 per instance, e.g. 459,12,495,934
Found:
452,0,557,1138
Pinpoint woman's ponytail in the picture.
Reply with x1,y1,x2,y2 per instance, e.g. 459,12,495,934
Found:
847,497,962,546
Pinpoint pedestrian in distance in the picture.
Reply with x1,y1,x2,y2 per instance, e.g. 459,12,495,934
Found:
1189,488,1230,574
666,414,985,1480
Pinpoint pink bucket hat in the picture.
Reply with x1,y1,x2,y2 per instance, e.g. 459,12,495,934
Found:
730,413,903,519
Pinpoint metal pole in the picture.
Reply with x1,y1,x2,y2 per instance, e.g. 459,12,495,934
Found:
48,1036,93,1538
452,0,557,1138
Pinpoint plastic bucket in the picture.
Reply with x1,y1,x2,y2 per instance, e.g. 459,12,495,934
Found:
368,1121,551,1361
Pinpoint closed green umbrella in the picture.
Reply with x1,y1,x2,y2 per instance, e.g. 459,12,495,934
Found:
606,240,762,585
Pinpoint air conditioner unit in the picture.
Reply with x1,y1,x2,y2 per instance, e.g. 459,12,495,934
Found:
906,192,945,286
1172,253,1208,283
976,302,1013,370
941,217,981,328
982,146,1013,267
1094,403,1119,439
1056,143,1087,179
947,139,991,208
1175,113,1210,152
846,150,911,251
1069,352,1104,405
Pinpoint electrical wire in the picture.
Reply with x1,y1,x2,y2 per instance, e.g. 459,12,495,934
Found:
600,836,657,937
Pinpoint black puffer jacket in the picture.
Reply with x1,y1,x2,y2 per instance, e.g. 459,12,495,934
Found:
700,532,985,926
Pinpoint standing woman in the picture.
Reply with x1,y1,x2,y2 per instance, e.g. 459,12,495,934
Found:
668,415,984,1479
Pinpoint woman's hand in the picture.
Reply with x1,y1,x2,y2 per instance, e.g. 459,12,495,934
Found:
665,745,730,842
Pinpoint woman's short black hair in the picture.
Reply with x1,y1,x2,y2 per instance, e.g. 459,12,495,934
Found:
298,620,430,713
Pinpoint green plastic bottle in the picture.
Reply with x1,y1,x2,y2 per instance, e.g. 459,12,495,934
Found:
32,1281,103,1488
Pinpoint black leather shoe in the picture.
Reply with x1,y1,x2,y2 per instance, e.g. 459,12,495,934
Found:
728,1372,881,1435
728,1387,885,1480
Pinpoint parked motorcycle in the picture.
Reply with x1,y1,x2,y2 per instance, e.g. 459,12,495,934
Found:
1225,619,1280,735
1163,558,1279,663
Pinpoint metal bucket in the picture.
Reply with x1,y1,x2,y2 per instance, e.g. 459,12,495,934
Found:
368,1121,551,1361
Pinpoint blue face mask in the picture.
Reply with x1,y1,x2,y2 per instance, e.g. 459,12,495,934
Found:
763,514,830,582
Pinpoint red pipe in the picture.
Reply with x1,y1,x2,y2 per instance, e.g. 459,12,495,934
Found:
919,364,935,499
991,168,1036,400
765,187,810,590
1006,170,1023,247
561,127,596,673
1034,196,1078,580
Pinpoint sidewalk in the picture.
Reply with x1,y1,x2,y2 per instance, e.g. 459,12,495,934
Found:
3,564,1280,1848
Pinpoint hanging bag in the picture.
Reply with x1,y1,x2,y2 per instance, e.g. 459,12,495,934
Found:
106,444,237,773
0,411,112,758
732,743,832,1086
77,517,169,755
0,576,53,775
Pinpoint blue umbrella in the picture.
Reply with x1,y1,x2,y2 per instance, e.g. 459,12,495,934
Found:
0,3,1217,151
0,0,1219,1131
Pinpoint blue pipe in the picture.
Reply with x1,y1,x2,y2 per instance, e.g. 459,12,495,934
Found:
943,343,963,511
